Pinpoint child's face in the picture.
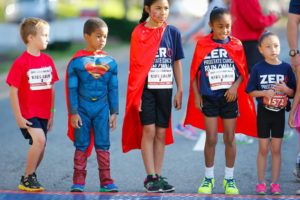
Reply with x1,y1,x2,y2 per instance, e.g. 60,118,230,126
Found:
258,35,280,62
28,25,49,50
209,14,231,40
84,27,108,52
146,0,169,25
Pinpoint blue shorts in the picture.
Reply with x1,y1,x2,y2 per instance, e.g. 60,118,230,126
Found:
20,117,48,145
289,0,300,14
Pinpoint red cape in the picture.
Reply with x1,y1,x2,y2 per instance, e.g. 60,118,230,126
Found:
122,22,174,153
66,50,107,156
184,34,257,137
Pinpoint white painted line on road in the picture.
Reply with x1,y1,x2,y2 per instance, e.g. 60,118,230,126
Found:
193,131,206,151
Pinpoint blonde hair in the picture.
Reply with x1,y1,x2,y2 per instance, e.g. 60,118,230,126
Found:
20,17,49,44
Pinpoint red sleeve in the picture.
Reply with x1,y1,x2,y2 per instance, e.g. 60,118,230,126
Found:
236,0,277,30
49,57,59,84
6,59,23,88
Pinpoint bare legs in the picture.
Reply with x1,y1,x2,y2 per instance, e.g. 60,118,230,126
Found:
141,124,166,175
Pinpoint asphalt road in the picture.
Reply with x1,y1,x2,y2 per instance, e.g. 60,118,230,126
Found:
0,23,300,196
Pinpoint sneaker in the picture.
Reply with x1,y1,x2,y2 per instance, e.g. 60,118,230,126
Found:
174,124,198,140
223,179,239,195
256,183,267,195
100,183,118,192
157,175,175,193
198,177,215,194
18,174,44,192
144,175,162,193
293,163,300,182
270,183,281,195
70,184,84,192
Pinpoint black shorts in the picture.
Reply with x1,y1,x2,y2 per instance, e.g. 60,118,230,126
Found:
257,104,285,138
202,96,239,119
139,88,172,128
20,117,48,145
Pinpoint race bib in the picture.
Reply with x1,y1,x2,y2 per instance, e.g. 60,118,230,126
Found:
147,67,173,89
27,67,53,90
263,93,288,112
208,68,235,90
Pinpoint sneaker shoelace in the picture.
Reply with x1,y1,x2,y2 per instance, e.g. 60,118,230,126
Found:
271,183,280,192
226,179,237,188
202,178,212,187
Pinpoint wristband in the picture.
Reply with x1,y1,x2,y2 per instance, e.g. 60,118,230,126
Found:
51,108,56,113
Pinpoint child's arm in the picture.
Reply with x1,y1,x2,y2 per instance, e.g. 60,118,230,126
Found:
192,76,202,110
273,82,295,97
173,60,183,110
9,86,32,128
47,88,55,131
108,60,118,130
224,76,243,102
248,89,275,99
67,62,82,129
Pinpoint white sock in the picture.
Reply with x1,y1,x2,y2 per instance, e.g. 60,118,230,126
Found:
224,167,234,179
205,166,214,179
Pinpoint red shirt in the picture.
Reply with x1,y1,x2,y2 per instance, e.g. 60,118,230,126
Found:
230,0,277,41
6,51,59,119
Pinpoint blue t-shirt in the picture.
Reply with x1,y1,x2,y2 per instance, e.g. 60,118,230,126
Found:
289,0,300,14
246,60,296,107
199,37,240,98
147,25,184,89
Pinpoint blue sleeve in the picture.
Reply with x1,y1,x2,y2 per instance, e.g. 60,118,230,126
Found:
175,30,184,61
67,60,79,114
246,66,258,93
108,60,119,115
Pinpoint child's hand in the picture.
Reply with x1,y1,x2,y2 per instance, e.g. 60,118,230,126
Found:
71,114,82,129
288,112,296,128
174,90,182,110
194,93,203,110
264,89,276,102
109,114,117,131
273,82,287,93
225,86,238,102
16,116,32,129
47,114,54,131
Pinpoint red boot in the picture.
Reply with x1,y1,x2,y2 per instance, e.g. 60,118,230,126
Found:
72,150,87,186
96,149,114,186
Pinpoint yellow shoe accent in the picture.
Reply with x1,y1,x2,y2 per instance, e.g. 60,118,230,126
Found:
18,184,44,192
223,179,239,195
198,177,215,194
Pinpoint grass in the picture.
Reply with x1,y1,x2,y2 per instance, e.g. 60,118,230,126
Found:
0,40,129,75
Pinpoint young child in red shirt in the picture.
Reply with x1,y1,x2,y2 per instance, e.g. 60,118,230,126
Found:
6,17,59,192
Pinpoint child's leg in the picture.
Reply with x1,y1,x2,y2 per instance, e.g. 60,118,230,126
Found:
257,139,270,183
222,118,236,168
141,124,156,175
25,128,46,177
203,116,218,168
153,127,166,175
270,138,282,183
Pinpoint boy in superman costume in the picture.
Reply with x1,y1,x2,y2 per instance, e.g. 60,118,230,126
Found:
66,18,118,192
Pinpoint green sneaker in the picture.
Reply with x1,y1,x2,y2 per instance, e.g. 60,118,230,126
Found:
198,177,215,194
223,179,239,195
